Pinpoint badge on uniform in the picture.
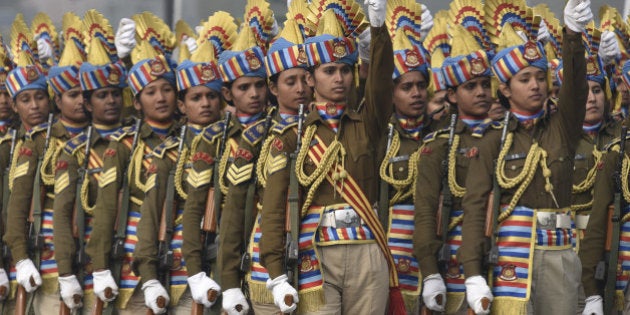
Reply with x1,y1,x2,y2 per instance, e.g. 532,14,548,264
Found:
499,264,518,281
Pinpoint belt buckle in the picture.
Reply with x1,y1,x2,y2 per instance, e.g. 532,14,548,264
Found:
335,209,360,228
538,212,556,230
555,213,572,229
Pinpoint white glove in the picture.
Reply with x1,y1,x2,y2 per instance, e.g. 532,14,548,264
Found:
142,279,169,314
582,295,603,315
537,20,551,44
464,275,493,315
16,259,42,293
266,274,299,313
187,272,220,308
195,26,204,36
182,35,198,54
364,0,386,28
222,288,249,315
358,28,371,64
599,31,621,65
564,0,593,33
58,275,83,310
515,30,529,43
92,269,118,302
420,4,434,41
0,269,9,300
270,16,280,38
115,18,136,59
422,274,446,312
36,37,53,61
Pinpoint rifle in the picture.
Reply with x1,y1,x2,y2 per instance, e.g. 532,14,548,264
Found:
285,104,305,290
154,125,187,313
0,129,16,313
196,112,231,315
377,124,395,232
240,109,275,278
604,126,627,314
20,113,54,315
97,118,141,315
62,126,93,315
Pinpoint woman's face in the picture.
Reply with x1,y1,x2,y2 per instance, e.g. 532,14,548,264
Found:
56,87,87,125
584,80,606,125
392,71,428,118
270,68,312,114
179,85,222,126
86,87,123,126
13,89,50,129
222,76,268,116
448,77,492,118
500,66,548,114
134,78,177,123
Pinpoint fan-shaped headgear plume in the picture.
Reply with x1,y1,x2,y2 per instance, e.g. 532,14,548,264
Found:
6,14,47,99
47,12,88,96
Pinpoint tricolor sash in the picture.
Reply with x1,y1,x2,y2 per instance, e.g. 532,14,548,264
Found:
491,206,536,315
444,209,466,314
247,213,274,304
387,204,421,313
169,209,187,306
300,133,404,313
613,206,630,311
117,209,141,309
40,204,59,294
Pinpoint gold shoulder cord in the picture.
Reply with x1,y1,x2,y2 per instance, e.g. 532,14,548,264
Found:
378,131,419,205
571,145,602,211
78,150,96,215
496,132,556,222
132,140,148,193
40,138,64,186
8,139,23,191
447,135,466,198
620,154,630,223
218,138,235,195
174,136,200,200
256,135,274,188
296,125,345,216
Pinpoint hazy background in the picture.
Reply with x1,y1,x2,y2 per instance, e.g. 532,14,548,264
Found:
0,0,626,44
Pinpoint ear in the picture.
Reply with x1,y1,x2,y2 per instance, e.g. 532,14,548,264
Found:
221,86,233,102
84,99,94,113
54,94,62,109
498,83,511,99
269,81,279,97
177,99,186,115
446,88,457,105
133,96,142,111
306,71,315,88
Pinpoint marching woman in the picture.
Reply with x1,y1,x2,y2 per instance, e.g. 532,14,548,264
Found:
52,11,128,313
85,12,180,314
458,0,592,314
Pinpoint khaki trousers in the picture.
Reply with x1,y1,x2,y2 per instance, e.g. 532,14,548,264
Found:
527,248,581,315
117,288,146,315
252,301,281,315
33,290,60,315
303,243,389,315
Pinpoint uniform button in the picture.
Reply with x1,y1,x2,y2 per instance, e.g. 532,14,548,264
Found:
558,157,564,161
398,167,404,172
511,165,517,170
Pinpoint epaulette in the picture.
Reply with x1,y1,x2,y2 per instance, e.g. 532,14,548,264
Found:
63,132,88,155
472,118,503,138
201,120,227,144
26,122,50,141
605,133,630,152
243,119,269,146
0,132,12,145
151,136,179,159
272,115,299,135
109,124,138,142
422,128,450,143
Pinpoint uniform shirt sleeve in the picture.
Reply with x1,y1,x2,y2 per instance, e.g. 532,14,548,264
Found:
52,151,80,276
364,24,394,141
579,151,617,297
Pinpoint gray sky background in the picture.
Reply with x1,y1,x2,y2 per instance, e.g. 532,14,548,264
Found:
0,0,626,47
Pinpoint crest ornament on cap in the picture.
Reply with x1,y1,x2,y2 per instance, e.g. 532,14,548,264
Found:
523,41,542,62
149,58,166,76
470,57,488,76
332,40,348,58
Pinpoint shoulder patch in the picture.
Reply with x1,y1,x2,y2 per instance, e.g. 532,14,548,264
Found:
18,146,32,157
201,120,227,144
109,124,138,142
192,152,214,165
472,118,498,138
26,122,50,141
151,136,179,159
0,132,12,145
243,120,268,146
272,116,299,135
604,133,630,152
422,128,450,143
63,133,88,155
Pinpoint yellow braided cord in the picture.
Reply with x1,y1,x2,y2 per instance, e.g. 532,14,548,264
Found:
80,169,96,215
256,135,274,188
40,138,64,185
571,200,593,212
295,125,343,216
572,146,602,194
132,140,147,193
174,147,189,200
218,140,232,195
621,154,630,204
8,139,23,191
378,131,419,205
496,133,546,222
447,135,466,198
448,213,464,231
